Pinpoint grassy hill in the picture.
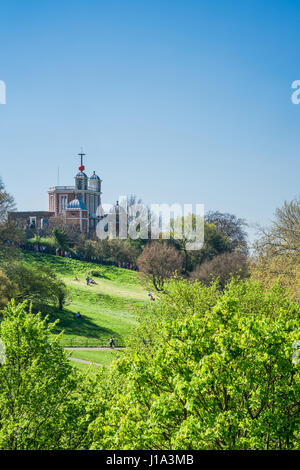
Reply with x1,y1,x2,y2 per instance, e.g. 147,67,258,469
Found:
22,252,148,367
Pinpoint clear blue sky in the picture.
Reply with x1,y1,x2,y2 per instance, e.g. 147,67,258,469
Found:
0,0,299,242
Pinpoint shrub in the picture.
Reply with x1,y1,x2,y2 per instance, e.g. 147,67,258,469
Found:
0,301,99,449
87,268,103,278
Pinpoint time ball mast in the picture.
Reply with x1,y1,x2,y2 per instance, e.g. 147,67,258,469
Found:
78,149,86,172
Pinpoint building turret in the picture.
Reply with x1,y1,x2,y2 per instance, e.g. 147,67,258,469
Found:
89,171,101,192
74,150,88,190
75,170,88,190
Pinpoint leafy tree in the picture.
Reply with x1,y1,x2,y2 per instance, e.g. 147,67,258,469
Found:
52,227,69,252
0,301,99,449
252,253,300,303
191,252,249,289
137,241,183,291
205,211,248,254
0,269,16,309
4,263,67,311
90,278,300,450
169,217,231,273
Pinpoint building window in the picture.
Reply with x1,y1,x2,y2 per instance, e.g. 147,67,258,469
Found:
29,217,37,228
60,195,68,211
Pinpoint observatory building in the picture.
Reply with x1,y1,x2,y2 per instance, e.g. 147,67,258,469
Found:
48,151,102,233
11,151,103,233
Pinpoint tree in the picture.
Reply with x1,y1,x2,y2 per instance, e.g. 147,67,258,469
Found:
52,227,69,252
0,301,99,449
137,241,183,291
0,178,22,252
169,216,231,273
90,278,300,450
205,211,248,254
0,269,16,309
254,197,300,256
0,177,15,222
252,197,300,302
190,252,249,289
4,263,67,311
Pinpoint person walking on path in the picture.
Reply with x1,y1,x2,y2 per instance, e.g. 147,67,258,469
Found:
86,276,90,286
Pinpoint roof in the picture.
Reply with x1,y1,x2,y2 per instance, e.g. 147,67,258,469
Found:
90,171,101,180
66,198,88,211
75,171,88,178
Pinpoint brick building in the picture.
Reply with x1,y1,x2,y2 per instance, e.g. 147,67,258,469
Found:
11,152,103,234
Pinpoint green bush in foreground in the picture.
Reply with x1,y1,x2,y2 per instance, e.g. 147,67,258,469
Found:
0,301,100,450
90,279,300,450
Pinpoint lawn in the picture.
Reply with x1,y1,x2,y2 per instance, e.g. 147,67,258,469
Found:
22,253,148,354
68,349,126,365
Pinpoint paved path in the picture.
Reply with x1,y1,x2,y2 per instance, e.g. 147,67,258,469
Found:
68,357,103,367
64,347,125,351
65,346,125,367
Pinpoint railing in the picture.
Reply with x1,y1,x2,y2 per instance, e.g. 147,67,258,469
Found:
61,337,126,348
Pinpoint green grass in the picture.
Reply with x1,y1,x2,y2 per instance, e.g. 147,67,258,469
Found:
22,252,147,348
70,361,100,372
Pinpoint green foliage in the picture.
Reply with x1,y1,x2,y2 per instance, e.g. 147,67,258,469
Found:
52,227,69,251
90,278,300,450
0,269,16,309
169,221,232,273
4,262,67,311
26,236,56,252
0,301,100,449
87,268,104,277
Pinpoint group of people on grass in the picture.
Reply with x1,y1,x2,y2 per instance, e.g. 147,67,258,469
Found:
86,275,96,285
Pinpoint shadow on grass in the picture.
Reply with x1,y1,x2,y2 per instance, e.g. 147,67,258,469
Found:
43,307,125,345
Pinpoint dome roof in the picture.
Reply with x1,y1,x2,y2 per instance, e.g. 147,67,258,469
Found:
90,171,101,180
66,198,88,210
75,171,88,178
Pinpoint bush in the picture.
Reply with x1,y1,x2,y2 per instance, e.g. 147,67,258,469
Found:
87,268,103,278
0,301,99,449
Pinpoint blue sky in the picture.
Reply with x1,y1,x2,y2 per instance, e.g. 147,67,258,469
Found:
0,0,299,242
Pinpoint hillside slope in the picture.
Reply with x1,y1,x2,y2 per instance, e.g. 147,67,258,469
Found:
22,253,147,351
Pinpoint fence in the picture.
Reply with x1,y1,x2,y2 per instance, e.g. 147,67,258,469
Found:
61,337,126,348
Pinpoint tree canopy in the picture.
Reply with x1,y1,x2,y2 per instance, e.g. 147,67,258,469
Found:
90,278,300,450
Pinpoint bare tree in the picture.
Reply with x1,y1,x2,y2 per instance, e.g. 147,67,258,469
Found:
254,197,300,256
137,241,183,291
0,177,16,222
252,197,300,302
